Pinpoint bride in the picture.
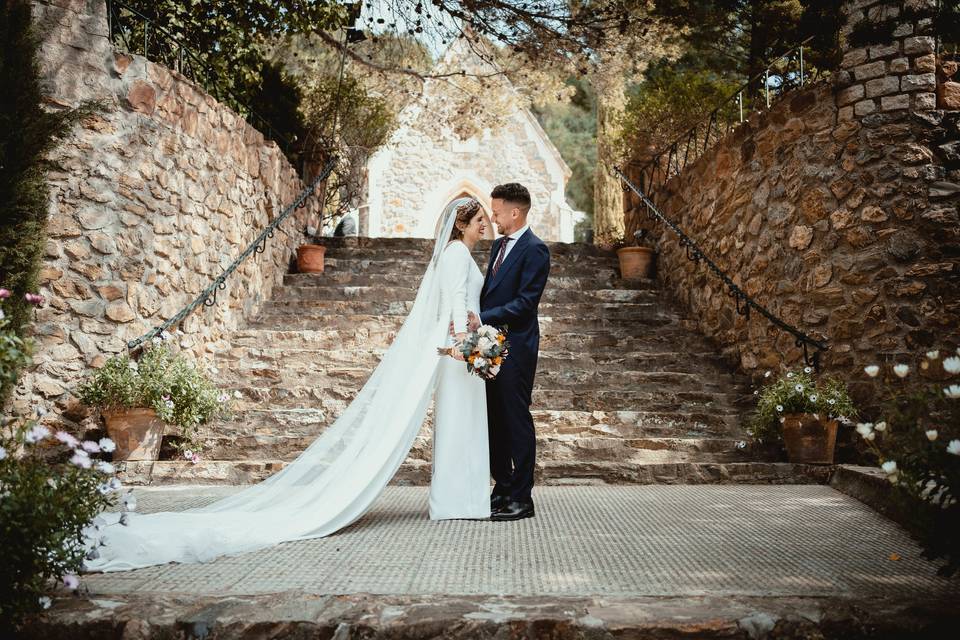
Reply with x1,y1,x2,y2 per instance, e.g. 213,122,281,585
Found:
85,198,492,571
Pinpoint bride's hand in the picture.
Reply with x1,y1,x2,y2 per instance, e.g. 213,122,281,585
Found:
451,332,467,361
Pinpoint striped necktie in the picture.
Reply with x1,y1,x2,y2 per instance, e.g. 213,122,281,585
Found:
491,237,512,278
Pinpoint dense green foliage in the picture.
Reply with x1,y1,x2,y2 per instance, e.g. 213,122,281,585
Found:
77,341,229,453
1,297,118,630
532,78,596,241
0,1,89,401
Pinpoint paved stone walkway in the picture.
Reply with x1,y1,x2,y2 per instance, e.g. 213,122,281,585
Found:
83,485,955,599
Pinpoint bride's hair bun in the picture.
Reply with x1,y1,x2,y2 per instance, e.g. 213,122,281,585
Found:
450,199,481,241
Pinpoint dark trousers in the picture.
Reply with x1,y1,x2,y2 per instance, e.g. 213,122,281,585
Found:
487,356,536,502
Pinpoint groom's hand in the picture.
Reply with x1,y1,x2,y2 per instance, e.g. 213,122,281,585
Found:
467,311,481,332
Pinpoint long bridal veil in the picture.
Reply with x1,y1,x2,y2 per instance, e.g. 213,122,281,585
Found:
85,199,474,571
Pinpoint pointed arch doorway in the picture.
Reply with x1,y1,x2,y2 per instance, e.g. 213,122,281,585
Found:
432,181,495,240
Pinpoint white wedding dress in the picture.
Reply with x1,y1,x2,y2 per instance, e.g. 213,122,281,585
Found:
432,241,490,520
84,198,490,572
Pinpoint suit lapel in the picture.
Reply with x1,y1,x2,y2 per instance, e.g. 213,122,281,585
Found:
484,230,532,297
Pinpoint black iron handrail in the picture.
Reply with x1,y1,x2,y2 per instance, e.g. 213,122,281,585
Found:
614,166,829,372
105,0,291,151
127,156,337,350
633,37,822,198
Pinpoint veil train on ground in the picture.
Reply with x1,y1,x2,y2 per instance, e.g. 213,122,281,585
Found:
85,198,475,572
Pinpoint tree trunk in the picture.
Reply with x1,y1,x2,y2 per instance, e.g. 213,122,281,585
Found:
592,65,626,247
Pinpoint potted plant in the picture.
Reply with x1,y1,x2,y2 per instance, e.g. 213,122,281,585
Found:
749,367,857,464
617,229,656,280
77,338,230,461
297,223,326,273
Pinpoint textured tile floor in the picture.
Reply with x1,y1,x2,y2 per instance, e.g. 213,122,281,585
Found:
82,485,956,598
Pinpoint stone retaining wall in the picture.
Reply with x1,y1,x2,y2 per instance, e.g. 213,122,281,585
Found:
624,0,959,392
17,0,319,424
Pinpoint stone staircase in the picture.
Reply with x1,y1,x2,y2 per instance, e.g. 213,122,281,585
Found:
122,237,779,486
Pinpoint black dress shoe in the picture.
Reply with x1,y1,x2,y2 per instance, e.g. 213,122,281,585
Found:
490,500,534,521
491,495,509,512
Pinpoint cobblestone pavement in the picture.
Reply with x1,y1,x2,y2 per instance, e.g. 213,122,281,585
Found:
83,485,955,599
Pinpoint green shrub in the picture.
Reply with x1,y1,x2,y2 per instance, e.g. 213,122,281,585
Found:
77,340,231,454
0,295,119,630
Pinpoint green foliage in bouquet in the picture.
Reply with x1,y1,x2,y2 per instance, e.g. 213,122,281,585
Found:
0,294,119,629
854,350,960,577
77,340,229,452
748,368,857,443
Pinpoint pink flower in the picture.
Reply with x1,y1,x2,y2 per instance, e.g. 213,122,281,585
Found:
24,293,45,306
63,574,79,590
70,451,92,469
0,288,11,299
190,453,201,465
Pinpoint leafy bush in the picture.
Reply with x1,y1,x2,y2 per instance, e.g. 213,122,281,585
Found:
748,367,857,444
77,339,230,453
853,349,960,577
0,294,119,630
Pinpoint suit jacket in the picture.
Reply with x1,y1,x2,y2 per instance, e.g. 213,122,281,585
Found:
479,229,551,379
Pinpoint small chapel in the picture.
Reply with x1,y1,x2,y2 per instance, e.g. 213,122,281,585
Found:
357,39,577,242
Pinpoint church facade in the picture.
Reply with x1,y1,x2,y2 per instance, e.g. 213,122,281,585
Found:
358,43,576,242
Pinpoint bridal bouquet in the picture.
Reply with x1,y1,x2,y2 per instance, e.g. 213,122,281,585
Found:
460,325,509,379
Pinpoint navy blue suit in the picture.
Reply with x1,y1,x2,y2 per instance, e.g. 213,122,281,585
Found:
480,229,550,502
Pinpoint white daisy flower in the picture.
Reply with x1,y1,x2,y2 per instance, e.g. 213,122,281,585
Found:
809,395,818,402
55,431,80,448
804,367,812,374
943,357,960,375
96,461,115,474
794,384,804,393
38,596,52,610
776,405,784,412
70,451,92,469
63,574,79,590
98,437,116,453
25,425,51,443
81,440,100,453
786,372,794,378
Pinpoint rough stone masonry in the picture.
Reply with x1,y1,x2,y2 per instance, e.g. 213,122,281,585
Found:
18,0,319,428
624,0,959,397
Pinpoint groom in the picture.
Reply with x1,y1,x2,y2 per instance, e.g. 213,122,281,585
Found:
468,183,550,521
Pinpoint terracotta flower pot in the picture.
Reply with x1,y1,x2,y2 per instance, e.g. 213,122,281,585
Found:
782,413,838,464
102,407,165,461
297,244,326,273
617,246,654,280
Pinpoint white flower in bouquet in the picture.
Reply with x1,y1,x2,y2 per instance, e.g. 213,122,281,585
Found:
864,365,880,378
893,364,909,378
943,357,960,375
477,336,496,353
944,385,960,399
98,437,116,452
926,430,939,441
473,357,488,370
478,325,499,340
947,440,960,456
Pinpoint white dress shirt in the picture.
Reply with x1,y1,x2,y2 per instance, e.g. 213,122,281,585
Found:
501,224,529,262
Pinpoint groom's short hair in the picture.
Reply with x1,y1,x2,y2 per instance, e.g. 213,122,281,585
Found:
491,183,531,214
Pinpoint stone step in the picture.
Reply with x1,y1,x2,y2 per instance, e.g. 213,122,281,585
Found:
119,459,829,487
318,257,625,278
224,382,745,414
315,237,617,259
225,326,720,354
269,285,658,305
283,271,647,291
214,346,736,376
